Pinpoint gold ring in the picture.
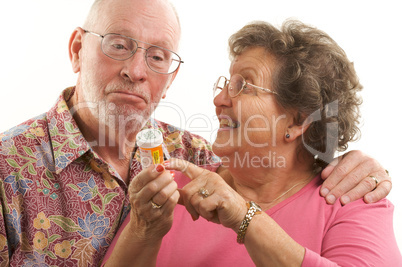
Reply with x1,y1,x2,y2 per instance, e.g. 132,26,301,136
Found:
199,187,210,198
151,201,162,209
369,176,379,189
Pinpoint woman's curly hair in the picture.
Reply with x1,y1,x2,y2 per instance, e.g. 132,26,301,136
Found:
229,19,362,167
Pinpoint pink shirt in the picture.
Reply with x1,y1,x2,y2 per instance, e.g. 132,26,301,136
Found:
104,168,402,266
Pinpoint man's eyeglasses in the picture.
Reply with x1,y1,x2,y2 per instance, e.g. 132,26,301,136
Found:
213,74,277,98
83,29,183,74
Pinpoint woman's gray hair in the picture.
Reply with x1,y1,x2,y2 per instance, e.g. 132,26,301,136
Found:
229,20,363,167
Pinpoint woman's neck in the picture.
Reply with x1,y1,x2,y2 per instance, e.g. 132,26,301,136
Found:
217,151,316,210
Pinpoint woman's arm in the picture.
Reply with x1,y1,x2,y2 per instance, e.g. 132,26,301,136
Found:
243,200,402,266
165,158,401,266
164,159,305,266
241,212,305,266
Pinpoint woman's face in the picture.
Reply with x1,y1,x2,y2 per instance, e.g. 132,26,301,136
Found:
212,47,293,168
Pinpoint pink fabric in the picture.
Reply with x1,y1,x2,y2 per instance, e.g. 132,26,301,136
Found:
104,170,402,266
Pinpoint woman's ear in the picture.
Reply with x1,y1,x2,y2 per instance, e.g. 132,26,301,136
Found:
284,112,310,142
69,27,85,73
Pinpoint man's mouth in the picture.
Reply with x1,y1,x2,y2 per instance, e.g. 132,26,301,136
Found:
109,90,149,104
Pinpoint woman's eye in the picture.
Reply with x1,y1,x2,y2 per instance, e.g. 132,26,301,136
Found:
243,85,253,94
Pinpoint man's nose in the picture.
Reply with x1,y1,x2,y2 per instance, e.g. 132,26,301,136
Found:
121,48,149,82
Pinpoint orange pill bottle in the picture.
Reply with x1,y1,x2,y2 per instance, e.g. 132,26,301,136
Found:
136,129,164,168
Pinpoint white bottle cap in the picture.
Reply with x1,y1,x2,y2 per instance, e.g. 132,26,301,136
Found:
136,129,163,148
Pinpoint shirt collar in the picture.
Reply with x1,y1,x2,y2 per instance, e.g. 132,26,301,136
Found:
47,87,91,174
46,88,169,176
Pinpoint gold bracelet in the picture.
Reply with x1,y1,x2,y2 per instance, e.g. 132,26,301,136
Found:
237,201,262,244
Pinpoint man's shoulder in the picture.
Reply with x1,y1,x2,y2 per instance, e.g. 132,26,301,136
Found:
0,113,48,145
0,113,49,180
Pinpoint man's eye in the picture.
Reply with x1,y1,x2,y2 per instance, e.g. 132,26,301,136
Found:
108,37,132,51
148,49,168,62
149,55,164,62
112,44,127,50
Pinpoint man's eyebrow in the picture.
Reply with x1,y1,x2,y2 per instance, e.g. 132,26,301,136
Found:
108,30,176,50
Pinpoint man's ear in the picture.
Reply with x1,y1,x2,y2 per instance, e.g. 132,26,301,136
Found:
161,65,180,99
69,27,85,73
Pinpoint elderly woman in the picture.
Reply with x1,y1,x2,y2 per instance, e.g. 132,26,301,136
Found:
103,20,401,266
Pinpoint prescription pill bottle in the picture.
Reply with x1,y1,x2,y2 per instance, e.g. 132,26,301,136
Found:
136,129,164,168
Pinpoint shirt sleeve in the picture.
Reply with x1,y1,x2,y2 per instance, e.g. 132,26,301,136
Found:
302,199,402,266
0,181,10,264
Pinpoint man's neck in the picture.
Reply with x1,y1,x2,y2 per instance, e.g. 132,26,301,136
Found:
83,120,140,184
67,89,142,184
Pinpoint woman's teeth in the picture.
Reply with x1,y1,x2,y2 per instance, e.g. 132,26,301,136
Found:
220,118,238,128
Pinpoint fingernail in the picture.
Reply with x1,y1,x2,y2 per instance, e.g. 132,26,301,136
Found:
163,161,170,168
170,171,175,179
321,187,329,196
155,164,164,173
341,195,350,205
365,195,373,203
326,194,335,204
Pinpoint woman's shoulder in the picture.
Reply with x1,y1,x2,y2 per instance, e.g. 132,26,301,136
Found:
305,177,395,232
277,174,394,220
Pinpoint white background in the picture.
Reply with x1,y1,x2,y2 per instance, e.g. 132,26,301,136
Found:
0,0,401,250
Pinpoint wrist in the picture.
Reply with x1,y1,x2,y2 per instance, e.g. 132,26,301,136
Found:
236,201,262,244
127,215,164,246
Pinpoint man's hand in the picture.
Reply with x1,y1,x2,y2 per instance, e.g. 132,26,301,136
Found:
320,150,392,205
128,164,179,241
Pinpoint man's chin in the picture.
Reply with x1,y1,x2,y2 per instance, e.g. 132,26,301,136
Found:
97,107,148,127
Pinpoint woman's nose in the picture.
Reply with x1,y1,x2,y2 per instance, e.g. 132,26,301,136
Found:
213,85,232,108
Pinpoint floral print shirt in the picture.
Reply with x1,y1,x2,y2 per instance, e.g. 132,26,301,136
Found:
0,87,219,266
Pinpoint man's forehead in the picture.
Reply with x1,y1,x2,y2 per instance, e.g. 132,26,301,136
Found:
95,0,180,49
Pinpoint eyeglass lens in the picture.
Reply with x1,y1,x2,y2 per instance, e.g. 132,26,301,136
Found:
213,75,245,98
102,33,181,74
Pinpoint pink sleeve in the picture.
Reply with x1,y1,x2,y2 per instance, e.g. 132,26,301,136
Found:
302,248,339,267
302,199,402,266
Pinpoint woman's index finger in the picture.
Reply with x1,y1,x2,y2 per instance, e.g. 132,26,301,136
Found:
164,158,205,180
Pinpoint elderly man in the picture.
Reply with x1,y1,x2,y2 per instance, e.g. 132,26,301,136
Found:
0,0,391,265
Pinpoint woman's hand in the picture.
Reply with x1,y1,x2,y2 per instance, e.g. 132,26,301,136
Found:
164,159,247,231
128,164,179,242
320,150,392,205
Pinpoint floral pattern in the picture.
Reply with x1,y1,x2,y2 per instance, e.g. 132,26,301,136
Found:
0,87,218,266
77,213,110,251
77,176,97,202
34,140,56,172
33,231,48,250
165,132,183,153
22,251,49,267
33,212,51,230
54,240,72,259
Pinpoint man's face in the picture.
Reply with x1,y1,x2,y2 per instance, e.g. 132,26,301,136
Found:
76,0,180,132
